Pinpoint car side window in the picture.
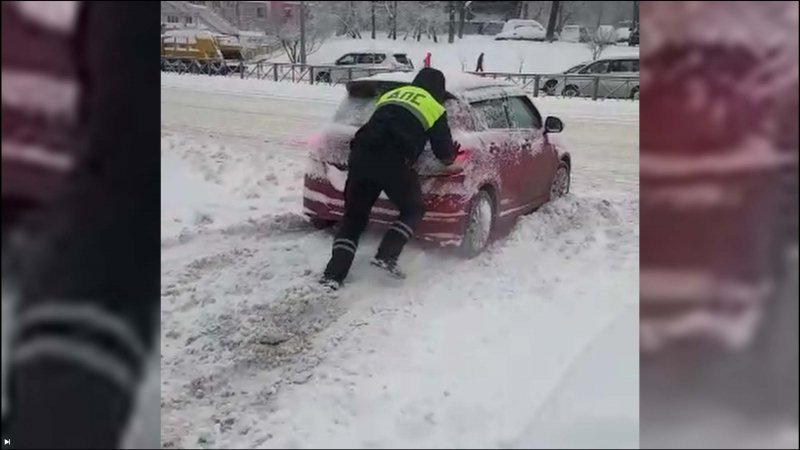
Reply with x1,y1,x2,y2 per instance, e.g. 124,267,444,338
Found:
445,99,478,131
373,53,386,63
610,59,637,73
582,60,609,74
336,54,356,65
356,53,374,64
471,98,510,129
507,96,542,129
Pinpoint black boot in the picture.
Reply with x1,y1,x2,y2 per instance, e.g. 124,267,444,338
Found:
318,275,342,291
370,256,406,279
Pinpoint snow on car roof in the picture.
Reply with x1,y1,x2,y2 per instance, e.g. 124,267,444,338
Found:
352,71,511,91
350,71,527,101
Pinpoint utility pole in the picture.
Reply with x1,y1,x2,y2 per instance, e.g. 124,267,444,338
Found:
299,1,306,64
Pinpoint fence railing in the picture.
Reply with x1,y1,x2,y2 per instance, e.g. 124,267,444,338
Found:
161,57,412,85
161,57,639,100
464,71,640,100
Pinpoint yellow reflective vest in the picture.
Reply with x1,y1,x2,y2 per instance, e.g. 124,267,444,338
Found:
375,85,445,131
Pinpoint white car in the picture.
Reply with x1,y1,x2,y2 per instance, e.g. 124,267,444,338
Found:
615,27,632,43
495,20,547,41
314,51,413,84
596,25,618,43
560,25,590,43
552,56,640,99
500,19,545,34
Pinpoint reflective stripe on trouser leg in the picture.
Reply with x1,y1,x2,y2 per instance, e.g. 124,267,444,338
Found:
376,221,413,262
324,238,358,282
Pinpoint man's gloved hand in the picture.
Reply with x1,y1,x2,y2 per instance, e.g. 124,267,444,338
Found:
453,141,463,156
453,141,467,163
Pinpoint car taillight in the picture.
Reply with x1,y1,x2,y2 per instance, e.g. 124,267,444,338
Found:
307,132,323,149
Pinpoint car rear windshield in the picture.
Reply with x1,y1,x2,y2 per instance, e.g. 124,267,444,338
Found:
394,54,411,66
333,82,476,130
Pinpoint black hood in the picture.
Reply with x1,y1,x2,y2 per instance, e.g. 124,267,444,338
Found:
412,68,446,104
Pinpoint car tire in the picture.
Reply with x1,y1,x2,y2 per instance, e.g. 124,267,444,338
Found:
310,218,335,230
315,72,331,83
550,161,571,200
631,87,640,100
459,189,495,259
563,85,580,97
543,79,558,95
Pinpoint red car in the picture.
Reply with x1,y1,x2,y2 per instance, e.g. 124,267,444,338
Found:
304,72,571,257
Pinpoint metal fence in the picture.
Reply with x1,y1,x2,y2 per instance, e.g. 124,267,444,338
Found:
160,57,638,100
464,71,640,101
161,57,411,85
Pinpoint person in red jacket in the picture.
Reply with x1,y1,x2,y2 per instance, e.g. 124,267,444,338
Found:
423,51,432,68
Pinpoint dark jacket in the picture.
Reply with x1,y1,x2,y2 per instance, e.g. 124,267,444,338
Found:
351,68,456,166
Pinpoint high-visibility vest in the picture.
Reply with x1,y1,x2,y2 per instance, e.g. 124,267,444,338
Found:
375,85,445,131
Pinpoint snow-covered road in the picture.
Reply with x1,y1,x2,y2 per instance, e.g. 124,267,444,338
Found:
160,74,640,449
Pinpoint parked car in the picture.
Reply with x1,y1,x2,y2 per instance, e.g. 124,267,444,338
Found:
314,51,413,84
596,25,618,43
495,19,547,41
304,72,571,257
552,56,640,99
560,25,590,43
479,20,505,35
501,19,546,34
615,26,632,43
542,61,591,95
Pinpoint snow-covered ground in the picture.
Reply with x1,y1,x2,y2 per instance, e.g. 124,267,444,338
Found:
160,73,639,448
275,35,639,74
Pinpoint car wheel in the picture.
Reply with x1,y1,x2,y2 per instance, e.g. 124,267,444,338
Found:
543,79,558,95
310,218,335,230
563,85,580,97
631,87,640,100
550,161,571,200
459,189,495,258
315,72,331,83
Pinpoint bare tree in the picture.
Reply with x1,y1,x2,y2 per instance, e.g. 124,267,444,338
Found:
299,1,306,63
400,1,446,43
595,1,605,29
556,1,584,32
585,27,614,60
371,1,376,38
349,1,363,38
269,11,328,63
545,1,559,41
457,1,467,38
527,1,549,23
448,1,455,43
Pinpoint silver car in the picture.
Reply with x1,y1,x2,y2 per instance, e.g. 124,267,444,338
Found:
314,51,414,84
552,56,640,100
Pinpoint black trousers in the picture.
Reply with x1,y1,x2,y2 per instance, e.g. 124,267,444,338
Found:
323,149,425,283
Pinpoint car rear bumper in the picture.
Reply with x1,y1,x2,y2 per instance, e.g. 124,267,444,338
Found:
303,174,469,247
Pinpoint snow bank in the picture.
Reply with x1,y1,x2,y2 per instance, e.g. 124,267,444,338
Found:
161,132,308,241
161,72,344,105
